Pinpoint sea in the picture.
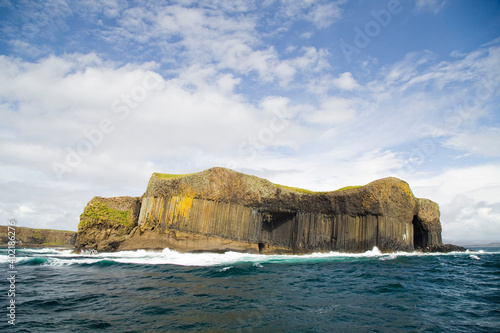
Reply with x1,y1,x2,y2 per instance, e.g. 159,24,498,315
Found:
1,247,499,333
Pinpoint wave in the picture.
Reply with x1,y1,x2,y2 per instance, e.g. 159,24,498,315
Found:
20,257,51,265
0,247,496,267
20,248,74,254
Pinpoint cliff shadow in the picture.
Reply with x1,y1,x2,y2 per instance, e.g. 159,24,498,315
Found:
261,211,296,232
259,211,297,252
412,215,426,249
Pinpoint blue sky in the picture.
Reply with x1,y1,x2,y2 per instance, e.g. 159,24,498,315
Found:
1,0,499,244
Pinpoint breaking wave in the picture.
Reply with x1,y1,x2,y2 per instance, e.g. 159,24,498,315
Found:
0,247,489,267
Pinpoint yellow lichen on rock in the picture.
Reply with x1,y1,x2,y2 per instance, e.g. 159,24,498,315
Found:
166,196,193,226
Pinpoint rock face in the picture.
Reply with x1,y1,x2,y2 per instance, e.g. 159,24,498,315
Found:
413,198,442,248
76,167,446,253
0,226,76,247
75,196,141,251
422,244,467,253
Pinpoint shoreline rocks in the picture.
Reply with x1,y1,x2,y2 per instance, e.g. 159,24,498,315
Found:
421,244,467,253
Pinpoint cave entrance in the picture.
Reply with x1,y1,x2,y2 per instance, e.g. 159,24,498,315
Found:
261,211,296,232
258,242,265,254
412,215,427,249
259,210,297,248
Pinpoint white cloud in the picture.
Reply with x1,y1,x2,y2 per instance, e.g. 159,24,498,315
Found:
372,51,436,91
246,148,405,193
410,164,500,201
415,0,447,14
0,54,161,147
443,128,500,157
14,205,35,217
279,0,344,29
432,194,500,243
362,44,500,147
0,53,291,187
409,165,500,243
75,0,128,20
385,45,500,93
307,97,358,124
332,72,360,91
81,1,338,86
8,39,46,58
306,2,343,29
1,0,72,41
307,71,360,95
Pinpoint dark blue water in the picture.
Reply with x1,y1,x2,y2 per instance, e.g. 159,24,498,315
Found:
1,247,499,332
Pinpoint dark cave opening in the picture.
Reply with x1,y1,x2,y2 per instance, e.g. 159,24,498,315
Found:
261,211,296,232
412,215,427,249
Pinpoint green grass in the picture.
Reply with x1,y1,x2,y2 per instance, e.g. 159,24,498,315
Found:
153,172,193,179
80,200,133,228
275,183,363,194
32,229,43,240
335,185,363,192
152,171,363,194
274,183,315,194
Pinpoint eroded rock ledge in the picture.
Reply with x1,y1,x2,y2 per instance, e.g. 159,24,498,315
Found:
75,167,455,254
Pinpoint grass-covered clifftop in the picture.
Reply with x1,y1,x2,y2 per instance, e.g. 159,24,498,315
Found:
75,196,141,251
143,167,416,217
0,226,76,247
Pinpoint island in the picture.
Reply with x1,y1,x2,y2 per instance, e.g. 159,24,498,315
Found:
74,167,465,254
0,226,76,248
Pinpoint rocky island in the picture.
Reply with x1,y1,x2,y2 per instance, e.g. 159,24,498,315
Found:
75,167,464,254
0,226,76,247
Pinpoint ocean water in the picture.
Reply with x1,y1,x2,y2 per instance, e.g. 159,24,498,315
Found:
1,247,499,332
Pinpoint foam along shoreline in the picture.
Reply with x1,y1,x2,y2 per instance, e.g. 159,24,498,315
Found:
2,246,489,268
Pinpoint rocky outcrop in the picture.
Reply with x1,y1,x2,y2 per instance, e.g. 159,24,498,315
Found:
413,198,442,249
76,167,450,253
75,196,141,251
0,226,76,247
422,244,467,253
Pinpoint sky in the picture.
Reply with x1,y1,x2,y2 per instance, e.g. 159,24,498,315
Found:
1,0,499,244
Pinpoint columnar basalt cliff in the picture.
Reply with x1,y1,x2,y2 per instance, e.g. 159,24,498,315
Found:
75,167,456,253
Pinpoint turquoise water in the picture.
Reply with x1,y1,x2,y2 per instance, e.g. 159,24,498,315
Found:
1,247,499,332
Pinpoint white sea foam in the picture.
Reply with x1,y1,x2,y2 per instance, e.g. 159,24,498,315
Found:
21,248,70,254
218,266,234,272
1,246,497,267
379,254,398,261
